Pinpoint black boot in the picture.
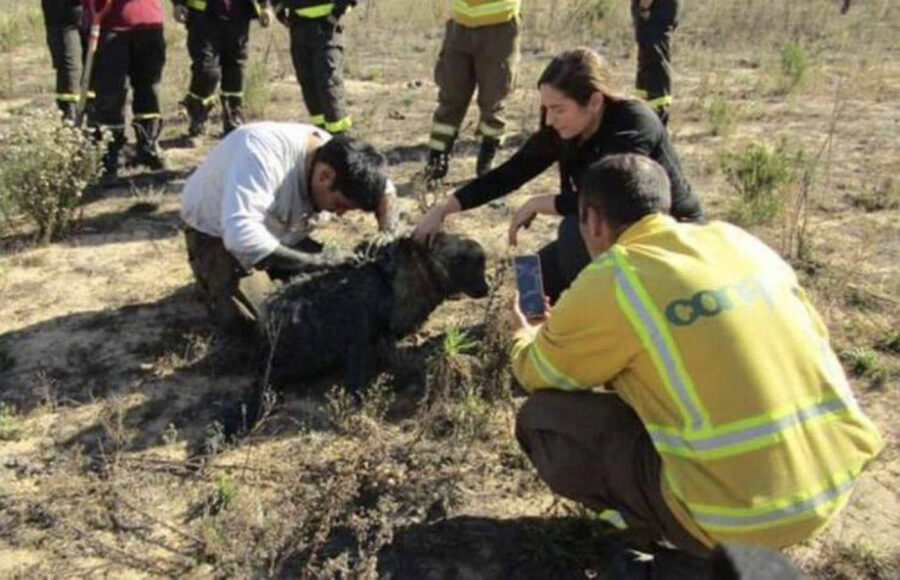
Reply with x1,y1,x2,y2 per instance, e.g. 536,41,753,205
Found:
476,138,499,177
101,127,127,184
133,118,167,170
424,147,451,187
221,96,245,136
181,95,212,138
58,100,77,123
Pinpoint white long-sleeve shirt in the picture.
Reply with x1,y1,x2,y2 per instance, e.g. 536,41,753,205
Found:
180,122,329,270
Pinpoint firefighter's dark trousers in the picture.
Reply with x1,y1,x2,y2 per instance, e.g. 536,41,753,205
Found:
184,228,277,334
41,0,85,112
428,18,520,152
516,390,712,557
186,10,250,104
288,18,351,133
93,27,166,129
631,0,679,121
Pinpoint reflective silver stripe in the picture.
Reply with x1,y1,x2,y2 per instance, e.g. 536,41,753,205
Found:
527,343,581,391
612,254,705,430
650,398,847,453
691,476,855,527
431,122,458,137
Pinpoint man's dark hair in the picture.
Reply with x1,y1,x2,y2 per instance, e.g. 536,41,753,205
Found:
578,154,672,229
315,136,388,211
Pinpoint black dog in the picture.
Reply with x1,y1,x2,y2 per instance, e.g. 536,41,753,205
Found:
262,232,489,388
222,233,489,437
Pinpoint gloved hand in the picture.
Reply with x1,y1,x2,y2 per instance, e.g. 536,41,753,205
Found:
258,5,273,27
173,4,189,23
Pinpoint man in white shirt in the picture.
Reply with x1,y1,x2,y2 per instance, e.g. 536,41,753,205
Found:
180,121,398,331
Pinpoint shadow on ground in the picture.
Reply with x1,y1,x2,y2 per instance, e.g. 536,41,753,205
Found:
375,515,614,579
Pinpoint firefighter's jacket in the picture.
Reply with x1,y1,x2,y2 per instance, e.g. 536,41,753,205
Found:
452,0,520,27
512,213,883,548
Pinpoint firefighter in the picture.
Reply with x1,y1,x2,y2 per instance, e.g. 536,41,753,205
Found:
423,0,521,183
84,0,167,179
273,0,355,134
631,0,679,126
172,0,273,140
41,0,90,121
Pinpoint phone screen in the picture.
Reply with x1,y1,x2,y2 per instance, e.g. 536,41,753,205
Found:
514,254,545,318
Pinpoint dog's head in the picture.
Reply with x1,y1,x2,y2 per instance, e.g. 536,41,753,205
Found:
425,233,489,298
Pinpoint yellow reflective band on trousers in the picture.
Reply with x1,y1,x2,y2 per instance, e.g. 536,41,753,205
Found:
646,95,673,109
452,0,519,27
186,0,207,11
221,91,244,98
678,468,861,533
325,116,352,133
133,113,162,120
648,395,854,460
477,122,504,138
428,139,448,152
597,509,628,530
188,92,218,106
431,121,458,137
610,248,709,431
56,93,80,102
295,3,334,18
310,114,325,126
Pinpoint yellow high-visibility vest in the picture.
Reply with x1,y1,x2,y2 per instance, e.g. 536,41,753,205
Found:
451,0,520,27
512,214,884,548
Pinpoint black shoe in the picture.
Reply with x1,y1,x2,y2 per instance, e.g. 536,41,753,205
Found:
221,96,244,136
476,138,499,177
424,149,450,184
181,96,211,138
101,127,127,179
133,118,167,170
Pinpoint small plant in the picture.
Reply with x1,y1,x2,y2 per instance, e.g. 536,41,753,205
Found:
209,473,236,513
720,139,802,226
242,55,270,120
0,403,23,441
0,109,104,244
707,95,738,137
848,177,900,212
779,41,809,93
842,347,881,378
876,330,900,354
442,325,477,357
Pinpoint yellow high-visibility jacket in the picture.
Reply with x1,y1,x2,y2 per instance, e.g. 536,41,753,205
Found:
512,214,883,548
451,0,520,27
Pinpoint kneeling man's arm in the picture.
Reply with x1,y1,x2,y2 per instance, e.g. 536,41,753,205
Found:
511,269,635,391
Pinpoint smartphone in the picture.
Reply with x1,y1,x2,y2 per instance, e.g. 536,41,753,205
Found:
514,254,545,318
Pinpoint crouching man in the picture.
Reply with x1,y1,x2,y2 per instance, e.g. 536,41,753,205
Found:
509,154,883,571
180,121,398,333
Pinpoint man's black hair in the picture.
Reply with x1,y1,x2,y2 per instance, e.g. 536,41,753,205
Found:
315,136,388,212
578,154,672,229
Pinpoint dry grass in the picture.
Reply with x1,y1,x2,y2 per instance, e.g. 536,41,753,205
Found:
0,0,898,577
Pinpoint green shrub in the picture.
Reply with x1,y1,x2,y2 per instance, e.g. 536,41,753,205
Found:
0,403,23,441
779,42,809,93
720,139,802,226
0,110,104,244
707,96,738,137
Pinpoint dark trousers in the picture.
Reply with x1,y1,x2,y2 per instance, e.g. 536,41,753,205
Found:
184,228,277,333
288,18,349,132
186,11,250,101
516,390,711,557
631,0,679,119
42,0,86,111
537,214,591,303
93,27,166,128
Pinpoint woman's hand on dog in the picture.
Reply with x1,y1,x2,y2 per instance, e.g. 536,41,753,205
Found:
413,197,462,245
